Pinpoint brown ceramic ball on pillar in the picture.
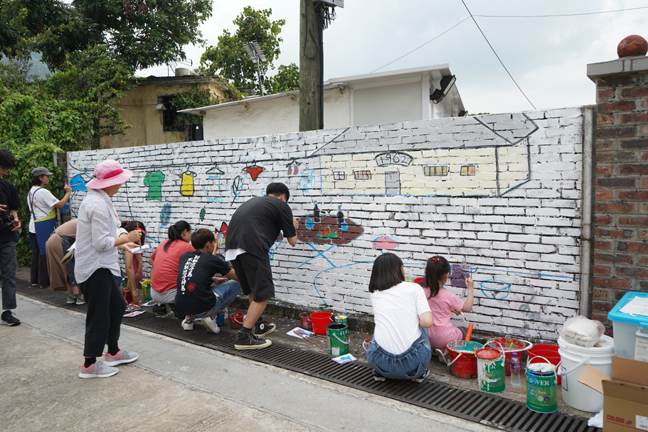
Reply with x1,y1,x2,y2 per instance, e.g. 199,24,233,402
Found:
617,35,648,58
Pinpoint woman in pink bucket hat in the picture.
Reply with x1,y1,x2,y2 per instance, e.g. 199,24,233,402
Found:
75,159,142,378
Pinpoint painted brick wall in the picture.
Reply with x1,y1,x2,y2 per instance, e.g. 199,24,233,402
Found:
591,67,648,331
68,107,585,341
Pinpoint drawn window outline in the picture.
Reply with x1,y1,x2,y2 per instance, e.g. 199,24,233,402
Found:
423,166,448,176
460,165,476,176
333,171,346,181
353,170,372,180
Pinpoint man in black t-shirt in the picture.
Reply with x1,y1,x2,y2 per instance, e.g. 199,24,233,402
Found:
176,228,240,334
225,183,299,350
0,150,23,326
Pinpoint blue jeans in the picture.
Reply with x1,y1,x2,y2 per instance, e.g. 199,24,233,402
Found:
187,280,241,319
0,241,17,310
366,327,432,380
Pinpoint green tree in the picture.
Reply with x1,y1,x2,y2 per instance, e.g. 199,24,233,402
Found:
0,0,213,70
266,63,300,94
198,7,287,94
0,47,136,262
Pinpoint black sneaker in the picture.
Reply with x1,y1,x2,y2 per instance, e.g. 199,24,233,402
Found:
373,370,386,382
234,331,272,350
412,368,429,383
253,319,276,337
1,310,21,326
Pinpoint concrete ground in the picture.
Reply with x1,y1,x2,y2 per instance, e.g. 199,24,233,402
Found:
2,295,501,432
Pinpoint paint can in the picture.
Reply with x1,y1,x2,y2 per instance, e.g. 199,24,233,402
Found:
446,341,484,379
526,356,558,413
475,342,506,393
140,279,152,302
299,312,312,330
327,323,349,356
334,315,348,325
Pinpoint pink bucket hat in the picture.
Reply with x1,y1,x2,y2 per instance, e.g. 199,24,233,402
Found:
85,159,133,190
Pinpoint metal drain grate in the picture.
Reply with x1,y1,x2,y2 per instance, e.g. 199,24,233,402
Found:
17,283,600,432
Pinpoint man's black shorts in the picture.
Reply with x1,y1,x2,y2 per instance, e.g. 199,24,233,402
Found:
231,253,274,302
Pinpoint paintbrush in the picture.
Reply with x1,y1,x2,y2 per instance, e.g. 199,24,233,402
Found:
295,331,315,344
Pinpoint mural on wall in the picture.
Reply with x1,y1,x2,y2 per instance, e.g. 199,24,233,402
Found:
180,170,197,196
144,171,165,201
245,162,264,181
67,108,585,340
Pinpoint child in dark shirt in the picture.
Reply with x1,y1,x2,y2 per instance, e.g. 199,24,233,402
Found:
176,228,240,334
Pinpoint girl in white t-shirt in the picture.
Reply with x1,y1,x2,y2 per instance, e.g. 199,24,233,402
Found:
366,253,434,382
423,256,474,363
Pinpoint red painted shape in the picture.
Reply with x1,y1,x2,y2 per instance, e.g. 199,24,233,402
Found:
246,166,264,181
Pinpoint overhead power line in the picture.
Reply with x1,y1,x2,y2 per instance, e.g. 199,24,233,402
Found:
461,0,536,110
475,6,648,18
370,17,471,74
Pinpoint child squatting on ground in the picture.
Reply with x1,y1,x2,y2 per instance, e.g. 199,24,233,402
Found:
424,256,474,364
366,253,434,383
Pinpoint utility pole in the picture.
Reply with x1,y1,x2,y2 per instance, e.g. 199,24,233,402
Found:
299,0,323,132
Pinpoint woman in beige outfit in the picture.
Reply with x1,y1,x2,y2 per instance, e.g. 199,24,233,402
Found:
45,219,85,305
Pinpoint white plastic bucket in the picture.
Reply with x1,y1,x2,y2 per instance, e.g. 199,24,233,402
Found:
557,335,614,412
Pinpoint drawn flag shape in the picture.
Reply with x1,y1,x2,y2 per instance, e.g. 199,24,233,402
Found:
246,165,264,181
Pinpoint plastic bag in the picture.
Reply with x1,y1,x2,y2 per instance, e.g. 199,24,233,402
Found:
560,315,605,348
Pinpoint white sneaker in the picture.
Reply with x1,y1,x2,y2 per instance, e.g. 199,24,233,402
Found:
181,318,194,331
201,315,220,334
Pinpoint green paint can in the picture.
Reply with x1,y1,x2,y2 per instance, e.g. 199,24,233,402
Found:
334,315,347,325
526,356,558,413
327,323,349,356
476,347,506,393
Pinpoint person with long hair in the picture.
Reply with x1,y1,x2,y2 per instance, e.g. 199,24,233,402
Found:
424,256,474,363
149,220,194,329
119,220,146,307
366,253,434,382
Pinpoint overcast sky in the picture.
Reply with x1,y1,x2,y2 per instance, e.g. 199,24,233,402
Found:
137,0,648,115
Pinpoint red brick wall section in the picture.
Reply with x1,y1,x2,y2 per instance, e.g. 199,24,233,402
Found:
594,71,648,334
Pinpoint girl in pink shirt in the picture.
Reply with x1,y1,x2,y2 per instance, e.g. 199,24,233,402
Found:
424,256,474,363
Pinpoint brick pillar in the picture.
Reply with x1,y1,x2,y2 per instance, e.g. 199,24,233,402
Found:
587,57,648,333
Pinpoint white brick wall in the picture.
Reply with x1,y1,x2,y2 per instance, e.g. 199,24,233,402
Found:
68,107,585,341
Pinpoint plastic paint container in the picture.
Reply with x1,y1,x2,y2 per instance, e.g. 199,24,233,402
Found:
558,335,614,412
229,312,244,329
310,312,333,335
447,340,484,379
299,312,312,330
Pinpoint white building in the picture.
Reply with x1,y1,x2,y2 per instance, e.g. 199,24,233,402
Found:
179,64,466,140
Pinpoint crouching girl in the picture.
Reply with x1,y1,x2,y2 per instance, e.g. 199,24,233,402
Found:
366,253,434,382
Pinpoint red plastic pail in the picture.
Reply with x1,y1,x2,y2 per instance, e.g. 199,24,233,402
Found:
229,312,244,329
447,340,483,379
310,312,333,335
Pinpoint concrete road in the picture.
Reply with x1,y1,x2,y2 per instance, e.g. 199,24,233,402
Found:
0,295,498,431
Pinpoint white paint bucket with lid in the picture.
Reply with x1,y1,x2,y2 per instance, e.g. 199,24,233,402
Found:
557,335,614,412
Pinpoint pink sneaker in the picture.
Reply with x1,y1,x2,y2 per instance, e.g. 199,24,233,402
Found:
104,349,139,366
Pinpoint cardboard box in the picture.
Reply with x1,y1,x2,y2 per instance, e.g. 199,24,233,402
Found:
579,356,648,431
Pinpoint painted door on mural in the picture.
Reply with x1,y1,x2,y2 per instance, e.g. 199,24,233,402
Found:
385,171,401,195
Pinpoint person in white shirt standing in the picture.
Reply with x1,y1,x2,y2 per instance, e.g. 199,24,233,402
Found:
75,160,141,379
366,253,435,383
27,167,71,288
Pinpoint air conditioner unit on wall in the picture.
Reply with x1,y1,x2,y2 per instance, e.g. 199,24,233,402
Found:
312,0,344,7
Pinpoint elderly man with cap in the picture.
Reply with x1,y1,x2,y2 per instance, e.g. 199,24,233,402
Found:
27,166,72,288
76,160,141,379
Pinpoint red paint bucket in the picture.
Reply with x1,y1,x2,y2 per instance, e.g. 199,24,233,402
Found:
229,312,244,329
528,343,561,384
299,312,312,330
489,337,533,376
446,340,483,379
310,312,332,335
